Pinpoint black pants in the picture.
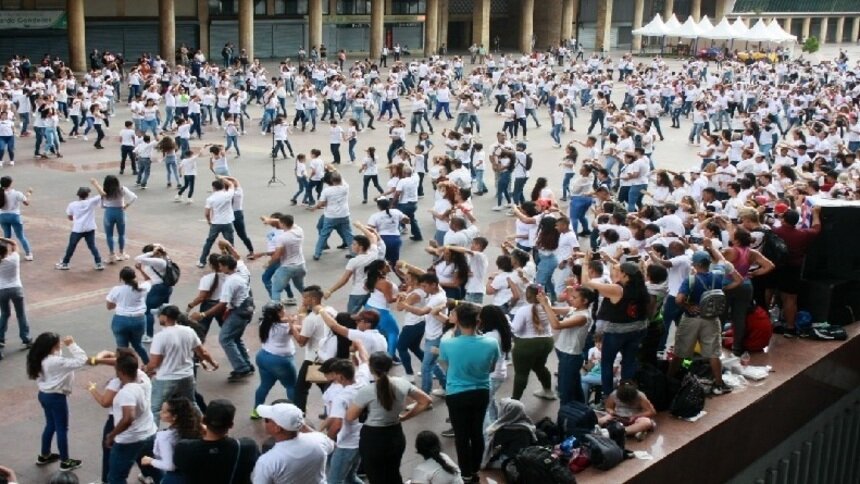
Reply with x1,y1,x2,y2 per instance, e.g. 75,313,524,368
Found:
362,175,383,202
293,359,329,412
232,210,254,253
120,145,137,174
447,388,490,478
359,424,405,484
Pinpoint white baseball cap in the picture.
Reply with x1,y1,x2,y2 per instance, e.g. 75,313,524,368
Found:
256,403,304,431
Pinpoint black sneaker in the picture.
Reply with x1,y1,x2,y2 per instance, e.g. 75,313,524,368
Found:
441,427,455,438
782,327,798,338
59,458,82,471
712,383,733,396
227,370,253,382
36,453,61,465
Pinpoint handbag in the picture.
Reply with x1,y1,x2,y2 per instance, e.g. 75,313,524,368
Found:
305,363,328,384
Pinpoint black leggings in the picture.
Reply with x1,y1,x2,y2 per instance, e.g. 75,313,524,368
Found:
359,424,405,484
447,389,490,478
362,175,384,202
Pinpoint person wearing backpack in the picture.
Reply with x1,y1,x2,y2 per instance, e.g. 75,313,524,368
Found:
136,244,176,343
670,250,743,396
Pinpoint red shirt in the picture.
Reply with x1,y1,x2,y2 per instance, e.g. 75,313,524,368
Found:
773,223,821,267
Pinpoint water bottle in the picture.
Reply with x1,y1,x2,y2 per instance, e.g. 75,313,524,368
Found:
740,351,751,367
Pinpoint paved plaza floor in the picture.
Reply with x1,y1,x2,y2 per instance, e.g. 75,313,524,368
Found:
1,44,858,483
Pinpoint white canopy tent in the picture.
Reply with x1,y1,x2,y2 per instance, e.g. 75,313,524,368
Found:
676,17,706,39
698,15,715,35
766,19,797,43
632,14,669,36
742,19,776,42
731,18,750,37
700,17,739,40
663,14,684,37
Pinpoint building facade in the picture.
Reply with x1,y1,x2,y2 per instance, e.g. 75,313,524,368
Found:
0,0,857,72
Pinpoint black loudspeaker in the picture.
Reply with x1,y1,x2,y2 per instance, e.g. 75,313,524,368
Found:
798,279,860,326
802,206,860,282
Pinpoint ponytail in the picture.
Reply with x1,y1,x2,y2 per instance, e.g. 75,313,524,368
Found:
119,266,140,291
415,430,458,475
376,372,395,411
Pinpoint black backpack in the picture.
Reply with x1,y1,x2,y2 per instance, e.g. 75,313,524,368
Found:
502,446,576,484
635,363,673,412
534,417,562,446
557,401,597,440
604,421,627,450
670,373,706,419
524,153,534,170
760,229,789,266
153,257,181,287
583,434,624,471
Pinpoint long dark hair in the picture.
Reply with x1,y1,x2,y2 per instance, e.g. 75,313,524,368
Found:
478,305,512,353
525,285,547,334
119,266,141,291
165,396,203,439
530,177,548,202
26,332,61,379
103,175,121,199
206,253,222,296
535,216,560,251
369,351,395,411
447,250,470,286
415,430,458,474
0,176,11,210
364,259,388,293
259,302,284,343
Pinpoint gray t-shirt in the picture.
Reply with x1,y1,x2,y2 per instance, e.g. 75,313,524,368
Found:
352,376,416,427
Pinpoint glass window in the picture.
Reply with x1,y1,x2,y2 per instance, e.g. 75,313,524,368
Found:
209,0,238,14
0,0,23,9
337,0,371,14
390,0,425,14
254,0,266,14
274,0,287,14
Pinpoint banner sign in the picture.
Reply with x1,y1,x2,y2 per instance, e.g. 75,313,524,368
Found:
0,11,67,30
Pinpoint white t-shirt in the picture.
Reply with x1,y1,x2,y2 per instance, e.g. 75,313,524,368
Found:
368,209,407,235
66,196,101,232
490,272,515,306
205,189,236,224
329,382,364,449
299,308,335,362
112,375,157,444
464,252,488,294
275,227,305,266
395,175,419,202
0,252,22,289
320,184,350,218
197,272,225,301
423,290,449,340
150,325,201,380
346,250,377,295
107,281,152,316
411,453,463,484
0,189,28,214
251,432,334,484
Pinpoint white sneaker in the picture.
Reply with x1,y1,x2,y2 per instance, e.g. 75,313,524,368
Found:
174,194,181,202
404,374,415,383
141,335,153,344
431,388,446,397
533,388,558,400
24,253,33,261
83,135,88,141
7,161,12,166
492,205,504,211
185,198,193,204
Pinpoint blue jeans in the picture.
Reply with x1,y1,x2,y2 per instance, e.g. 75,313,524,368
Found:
0,135,15,162
601,329,645,396
369,305,399,357
662,295,683,350
112,314,149,364
145,283,172,337
474,169,487,193
327,446,363,484
292,177,309,204
136,157,152,187
397,321,425,375
420,337,446,393
582,372,602,401
103,206,126,254
313,216,353,259
162,106,175,130
569,195,592,233
464,293,484,304
551,124,562,145
108,439,149,484
270,264,306,300
226,135,240,155
0,212,30,254
535,253,558,301
556,350,584,405
38,392,69,460
627,184,646,212
483,378,505,430
348,138,357,162
347,294,368,315
496,171,512,206
199,223,235,265
397,202,421,240
150,376,196,427
254,349,298,406
262,264,277,297
61,230,102,265
165,156,180,185
434,229,446,246
512,176,528,205
0,286,29,345
220,304,254,373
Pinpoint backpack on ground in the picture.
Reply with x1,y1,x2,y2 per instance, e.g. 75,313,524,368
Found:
634,363,673,412
583,434,624,471
670,373,706,419
604,421,627,450
557,401,598,440
535,416,562,446
502,446,576,484
760,229,789,266
690,272,726,319
154,257,181,287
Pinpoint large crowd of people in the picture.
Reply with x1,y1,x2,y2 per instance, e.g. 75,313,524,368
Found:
0,37,858,484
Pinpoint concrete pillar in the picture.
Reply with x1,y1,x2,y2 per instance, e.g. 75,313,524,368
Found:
571,0,579,29
691,0,701,22
561,0,574,41
238,0,253,60
67,0,86,73
424,0,439,56
198,0,210,59
595,0,613,52
534,0,562,49
852,17,860,43
802,17,811,40
820,17,829,44
438,0,449,52
835,17,845,43
370,0,384,56
519,0,534,53
472,0,491,48
159,0,176,67
663,0,674,22
309,0,323,51
782,17,792,36
631,0,644,52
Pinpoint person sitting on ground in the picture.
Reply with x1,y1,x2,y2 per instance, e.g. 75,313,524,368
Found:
597,379,657,442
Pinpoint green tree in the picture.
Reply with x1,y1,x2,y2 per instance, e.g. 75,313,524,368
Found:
802,36,820,54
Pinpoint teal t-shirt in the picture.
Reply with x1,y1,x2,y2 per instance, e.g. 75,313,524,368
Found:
439,334,501,396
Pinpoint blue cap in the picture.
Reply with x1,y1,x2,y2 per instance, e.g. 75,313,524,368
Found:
691,250,711,266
